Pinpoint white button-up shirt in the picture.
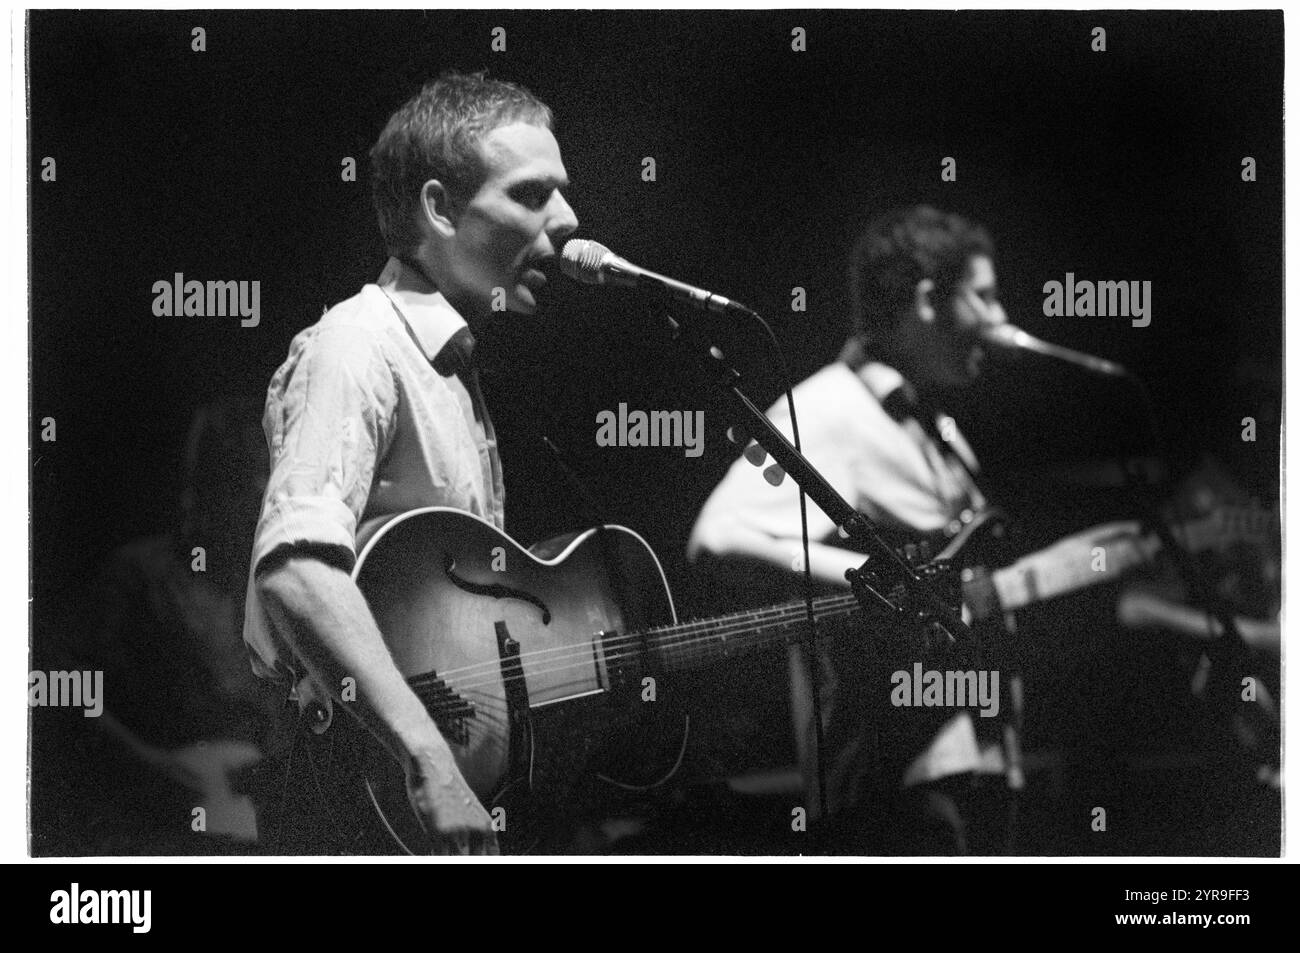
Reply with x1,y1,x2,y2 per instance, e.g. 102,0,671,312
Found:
692,361,983,545
242,258,505,680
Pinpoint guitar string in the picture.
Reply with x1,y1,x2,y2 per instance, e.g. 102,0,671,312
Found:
514,511,1261,687
401,506,1259,689
468,593,860,672
406,593,863,686
407,513,1201,687
431,524,1277,716
424,615,858,716
421,593,862,680
421,505,1266,701
367,515,1272,783
413,601,865,705
409,599,866,700
430,601,865,698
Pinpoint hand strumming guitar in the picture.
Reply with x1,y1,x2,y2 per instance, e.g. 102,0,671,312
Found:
405,744,499,856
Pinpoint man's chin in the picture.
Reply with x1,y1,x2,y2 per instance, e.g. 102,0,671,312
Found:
950,344,985,384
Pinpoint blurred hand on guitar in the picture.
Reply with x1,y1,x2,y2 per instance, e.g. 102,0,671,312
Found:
405,744,499,856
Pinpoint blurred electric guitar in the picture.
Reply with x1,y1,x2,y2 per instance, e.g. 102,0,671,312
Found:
944,504,1276,623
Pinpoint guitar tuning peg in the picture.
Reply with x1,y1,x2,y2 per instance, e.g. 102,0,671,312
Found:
763,463,786,486
743,441,767,467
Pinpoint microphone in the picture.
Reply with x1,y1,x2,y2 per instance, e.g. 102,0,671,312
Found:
560,239,757,317
978,323,1129,378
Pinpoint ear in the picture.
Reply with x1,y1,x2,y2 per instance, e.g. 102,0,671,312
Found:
913,277,937,324
420,180,457,238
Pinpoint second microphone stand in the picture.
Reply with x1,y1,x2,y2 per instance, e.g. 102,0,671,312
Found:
656,299,982,839
661,303,975,641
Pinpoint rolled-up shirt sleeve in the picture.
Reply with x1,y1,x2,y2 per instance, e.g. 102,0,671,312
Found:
252,322,397,578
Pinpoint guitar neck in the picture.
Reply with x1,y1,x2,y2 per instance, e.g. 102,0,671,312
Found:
640,506,1273,663
986,531,1159,615
643,594,862,673
982,504,1273,616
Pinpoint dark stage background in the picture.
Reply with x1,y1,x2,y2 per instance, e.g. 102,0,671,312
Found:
29,10,1282,855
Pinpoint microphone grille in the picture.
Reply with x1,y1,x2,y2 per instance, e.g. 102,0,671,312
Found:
560,238,610,284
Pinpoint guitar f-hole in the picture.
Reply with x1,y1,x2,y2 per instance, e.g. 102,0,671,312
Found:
445,554,552,624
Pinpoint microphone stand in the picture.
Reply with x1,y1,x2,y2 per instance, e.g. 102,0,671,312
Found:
654,298,980,848
662,303,974,637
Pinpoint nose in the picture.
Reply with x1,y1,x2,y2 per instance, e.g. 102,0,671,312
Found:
548,191,579,244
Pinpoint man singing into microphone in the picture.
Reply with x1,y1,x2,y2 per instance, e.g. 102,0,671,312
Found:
242,71,578,854
688,205,1008,853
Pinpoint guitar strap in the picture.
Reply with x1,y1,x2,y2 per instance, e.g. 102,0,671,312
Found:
875,378,988,529
913,395,983,500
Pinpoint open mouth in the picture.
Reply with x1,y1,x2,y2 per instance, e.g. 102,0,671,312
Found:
520,255,553,291
520,267,547,291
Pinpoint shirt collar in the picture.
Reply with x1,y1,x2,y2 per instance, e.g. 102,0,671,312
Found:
376,257,469,364
855,361,919,409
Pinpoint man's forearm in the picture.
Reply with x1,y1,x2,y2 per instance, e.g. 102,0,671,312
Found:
257,556,447,764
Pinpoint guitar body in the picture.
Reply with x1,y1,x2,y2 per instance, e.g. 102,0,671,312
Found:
322,507,687,853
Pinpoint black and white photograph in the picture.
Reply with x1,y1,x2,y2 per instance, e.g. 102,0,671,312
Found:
19,6,1286,869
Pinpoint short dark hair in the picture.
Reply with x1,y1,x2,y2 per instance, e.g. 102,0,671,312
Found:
845,206,994,354
369,71,554,256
